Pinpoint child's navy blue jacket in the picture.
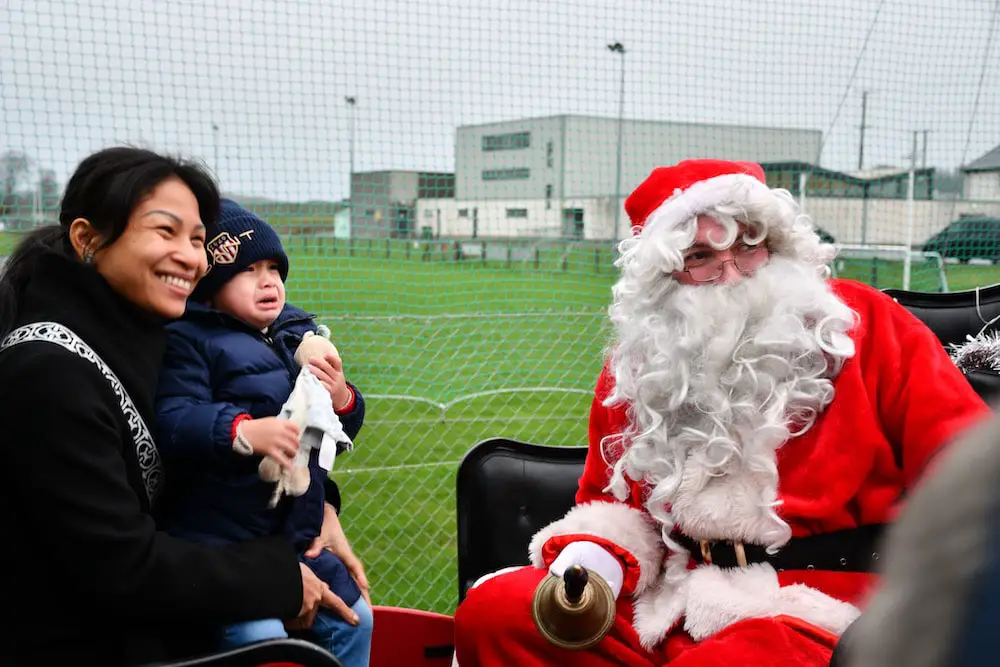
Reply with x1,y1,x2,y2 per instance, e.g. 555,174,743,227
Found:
154,302,365,598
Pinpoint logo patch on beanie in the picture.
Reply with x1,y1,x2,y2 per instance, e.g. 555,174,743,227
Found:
207,232,241,265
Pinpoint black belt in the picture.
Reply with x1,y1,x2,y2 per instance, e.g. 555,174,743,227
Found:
672,524,886,573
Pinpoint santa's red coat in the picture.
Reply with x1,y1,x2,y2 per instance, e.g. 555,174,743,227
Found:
454,279,990,666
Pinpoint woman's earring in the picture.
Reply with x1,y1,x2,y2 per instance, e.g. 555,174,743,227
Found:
82,249,95,264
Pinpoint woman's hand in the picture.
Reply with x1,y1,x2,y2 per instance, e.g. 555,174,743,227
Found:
293,561,328,628
304,502,372,607
288,562,359,630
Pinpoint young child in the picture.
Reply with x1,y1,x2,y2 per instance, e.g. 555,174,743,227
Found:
154,200,372,666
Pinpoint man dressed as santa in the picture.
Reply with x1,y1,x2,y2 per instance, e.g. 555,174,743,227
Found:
453,159,990,666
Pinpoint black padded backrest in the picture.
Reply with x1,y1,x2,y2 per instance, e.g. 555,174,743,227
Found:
885,283,1000,403
884,283,1000,349
963,370,1000,404
456,438,587,602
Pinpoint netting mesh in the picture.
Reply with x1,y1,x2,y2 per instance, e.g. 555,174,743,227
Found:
2,0,999,614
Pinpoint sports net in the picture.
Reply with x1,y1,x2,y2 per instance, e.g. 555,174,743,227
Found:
2,0,999,614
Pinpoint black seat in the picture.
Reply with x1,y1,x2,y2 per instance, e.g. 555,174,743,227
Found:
455,285,1000,602
456,438,587,602
883,283,1000,349
885,283,1000,403
146,638,343,667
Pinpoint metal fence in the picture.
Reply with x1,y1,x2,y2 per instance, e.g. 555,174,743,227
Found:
2,0,999,614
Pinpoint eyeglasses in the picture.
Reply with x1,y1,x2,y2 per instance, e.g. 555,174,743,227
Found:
680,242,770,283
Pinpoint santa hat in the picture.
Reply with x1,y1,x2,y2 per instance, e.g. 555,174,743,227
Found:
624,159,774,232
618,158,834,271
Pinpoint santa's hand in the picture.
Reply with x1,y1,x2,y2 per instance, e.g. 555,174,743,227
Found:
549,541,624,599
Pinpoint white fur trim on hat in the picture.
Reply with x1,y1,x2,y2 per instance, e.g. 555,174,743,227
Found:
641,173,787,236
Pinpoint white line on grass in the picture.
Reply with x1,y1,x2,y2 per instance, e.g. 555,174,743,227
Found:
335,460,464,474
366,415,584,425
365,387,593,414
315,311,604,321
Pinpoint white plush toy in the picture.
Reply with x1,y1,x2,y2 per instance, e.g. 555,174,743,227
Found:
258,325,354,508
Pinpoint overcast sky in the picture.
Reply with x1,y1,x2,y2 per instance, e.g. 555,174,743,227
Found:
1,0,998,201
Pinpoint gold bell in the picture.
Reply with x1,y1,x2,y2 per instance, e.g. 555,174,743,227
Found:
531,564,617,651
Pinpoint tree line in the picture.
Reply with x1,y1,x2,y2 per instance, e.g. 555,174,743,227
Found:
0,150,60,229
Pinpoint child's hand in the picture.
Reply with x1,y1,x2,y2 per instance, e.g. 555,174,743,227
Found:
309,352,352,411
240,417,300,468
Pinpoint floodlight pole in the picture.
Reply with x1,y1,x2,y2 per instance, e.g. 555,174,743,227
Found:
903,131,918,290
607,42,626,242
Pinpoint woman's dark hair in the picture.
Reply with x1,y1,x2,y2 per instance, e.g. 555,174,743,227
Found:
0,146,221,336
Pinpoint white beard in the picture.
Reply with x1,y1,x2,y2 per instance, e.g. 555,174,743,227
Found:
603,255,858,551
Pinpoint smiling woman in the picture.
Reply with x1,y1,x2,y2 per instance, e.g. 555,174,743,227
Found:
0,147,328,665
66,173,210,319
0,147,220,331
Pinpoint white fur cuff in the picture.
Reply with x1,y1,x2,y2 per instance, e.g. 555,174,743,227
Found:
528,501,665,596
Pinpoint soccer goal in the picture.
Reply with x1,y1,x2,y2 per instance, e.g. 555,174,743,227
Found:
830,244,949,293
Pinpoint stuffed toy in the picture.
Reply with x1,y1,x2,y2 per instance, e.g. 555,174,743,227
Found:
259,324,354,507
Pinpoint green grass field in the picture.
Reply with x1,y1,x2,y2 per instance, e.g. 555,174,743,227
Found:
3,229,1000,614
0,231,17,256
286,242,613,614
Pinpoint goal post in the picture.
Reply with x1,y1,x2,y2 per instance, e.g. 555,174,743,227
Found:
830,244,949,293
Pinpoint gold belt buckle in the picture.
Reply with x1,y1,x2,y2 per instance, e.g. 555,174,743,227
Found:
699,540,749,568
734,541,748,568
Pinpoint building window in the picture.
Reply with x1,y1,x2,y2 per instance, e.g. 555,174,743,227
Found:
458,208,469,218
417,172,456,198
506,208,528,219
563,208,584,240
482,131,531,151
545,184,553,210
546,140,554,167
482,167,531,181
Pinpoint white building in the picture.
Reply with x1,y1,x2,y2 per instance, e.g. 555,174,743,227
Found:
418,115,822,241
963,144,1000,202
351,170,455,238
